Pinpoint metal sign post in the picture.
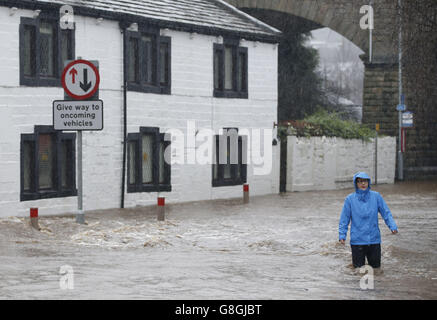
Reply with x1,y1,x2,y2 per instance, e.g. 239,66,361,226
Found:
55,59,102,224
397,0,404,181
369,0,374,62
76,130,84,224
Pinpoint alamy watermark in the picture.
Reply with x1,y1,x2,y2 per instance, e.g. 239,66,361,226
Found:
359,265,374,290
360,5,374,30
161,121,276,176
59,265,74,290
60,5,75,30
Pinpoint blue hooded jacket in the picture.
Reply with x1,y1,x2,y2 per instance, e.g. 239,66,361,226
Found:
339,172,398,245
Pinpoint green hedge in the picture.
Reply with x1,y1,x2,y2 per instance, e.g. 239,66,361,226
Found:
278,110,377,141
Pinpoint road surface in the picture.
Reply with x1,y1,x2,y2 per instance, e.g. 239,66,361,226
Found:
0,181,436,299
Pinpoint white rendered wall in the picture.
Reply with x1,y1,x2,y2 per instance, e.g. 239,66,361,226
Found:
286,136,396,192
0,7,279,217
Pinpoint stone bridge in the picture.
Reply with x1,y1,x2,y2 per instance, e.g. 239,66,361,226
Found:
226,0,398,63
225,0,434,180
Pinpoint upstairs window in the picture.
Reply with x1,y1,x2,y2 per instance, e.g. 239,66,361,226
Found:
126,28,171,94
21,126,76,201
20,15,75,87
214,39,248,99
127,127,171,193
212,128,247,187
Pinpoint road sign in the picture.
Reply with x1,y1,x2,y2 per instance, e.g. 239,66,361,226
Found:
53,100,103,131
396,104,406,111
402,111,413,128
62,59,100,100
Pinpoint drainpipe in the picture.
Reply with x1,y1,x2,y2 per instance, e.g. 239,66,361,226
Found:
120,25,128,208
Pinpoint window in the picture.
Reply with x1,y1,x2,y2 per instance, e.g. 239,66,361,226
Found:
19,15,75,87
126,28,171,94
21,126,76,201
213,39,248,98
127,127,171,193
212,128,247,187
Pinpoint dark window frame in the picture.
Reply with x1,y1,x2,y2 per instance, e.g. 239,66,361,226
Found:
127,127,171,193
159,36,171,93
213,39,248,99
212,128,247,187
19,13,75,87
126,27,171,95
20,126,77,201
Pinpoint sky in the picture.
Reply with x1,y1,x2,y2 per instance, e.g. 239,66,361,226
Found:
306,27,365,106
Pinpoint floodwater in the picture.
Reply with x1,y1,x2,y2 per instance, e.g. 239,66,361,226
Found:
0,181,436,300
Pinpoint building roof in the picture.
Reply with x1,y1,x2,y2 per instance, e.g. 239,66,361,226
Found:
8,0,280,41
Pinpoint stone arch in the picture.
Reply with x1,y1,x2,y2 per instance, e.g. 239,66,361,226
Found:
225,0,398,63
226,0,407,181
225,1,437,181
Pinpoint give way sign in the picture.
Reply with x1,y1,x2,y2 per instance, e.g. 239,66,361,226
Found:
61,59,100,100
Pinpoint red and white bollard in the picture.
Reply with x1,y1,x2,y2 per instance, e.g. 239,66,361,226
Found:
30,208,40,230
157,197,165,221
243,184,249,204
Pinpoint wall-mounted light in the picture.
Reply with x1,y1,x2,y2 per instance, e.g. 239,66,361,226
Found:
127,22,138,32
9,7,18,16
239,38,246,46
189,32,197,40
160,28,170,36
33,9,41,18
216,35,223,44
96,17,104,25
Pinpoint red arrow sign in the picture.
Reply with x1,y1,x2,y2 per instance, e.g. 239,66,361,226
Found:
69,68,78,83
61,60,100,100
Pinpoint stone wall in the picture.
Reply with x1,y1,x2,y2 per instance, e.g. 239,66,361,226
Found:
362,62,399,136
361,60,437,180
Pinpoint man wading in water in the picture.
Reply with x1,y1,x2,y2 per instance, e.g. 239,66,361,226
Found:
339,172,398,270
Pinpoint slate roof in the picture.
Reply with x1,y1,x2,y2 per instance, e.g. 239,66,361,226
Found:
17,0,280,41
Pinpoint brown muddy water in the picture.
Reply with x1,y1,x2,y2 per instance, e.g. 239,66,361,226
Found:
0,181,436,299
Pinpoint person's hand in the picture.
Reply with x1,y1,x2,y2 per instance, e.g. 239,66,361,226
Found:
391,229,398,234
339,239,345,245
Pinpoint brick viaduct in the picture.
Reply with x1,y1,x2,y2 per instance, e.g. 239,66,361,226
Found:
225,0,435,179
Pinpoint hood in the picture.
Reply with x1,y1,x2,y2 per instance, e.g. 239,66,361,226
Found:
353,171,371,191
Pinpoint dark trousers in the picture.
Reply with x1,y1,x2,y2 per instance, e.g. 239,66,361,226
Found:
351,244,381,268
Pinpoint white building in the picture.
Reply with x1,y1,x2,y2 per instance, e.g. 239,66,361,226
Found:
0,0,281,217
